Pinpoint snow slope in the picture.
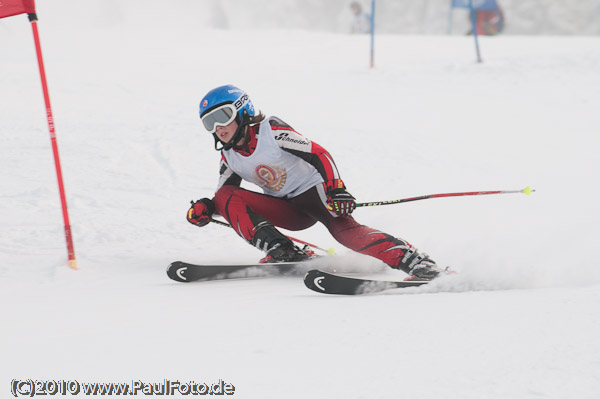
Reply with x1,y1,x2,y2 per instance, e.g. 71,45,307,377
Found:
1,2,600,398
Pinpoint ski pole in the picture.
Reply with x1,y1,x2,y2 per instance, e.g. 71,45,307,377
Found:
209,218,335,255
357,186,534,208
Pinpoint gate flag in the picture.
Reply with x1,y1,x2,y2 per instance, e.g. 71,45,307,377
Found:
448,0,499,62
0,0,36,19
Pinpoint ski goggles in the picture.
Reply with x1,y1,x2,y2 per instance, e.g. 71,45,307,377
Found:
201,104,237,134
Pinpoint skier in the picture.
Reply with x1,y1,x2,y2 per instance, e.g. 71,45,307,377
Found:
187,85,443,281
349,2,371,34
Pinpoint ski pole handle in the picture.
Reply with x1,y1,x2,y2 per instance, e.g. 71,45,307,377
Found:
357,186,534,208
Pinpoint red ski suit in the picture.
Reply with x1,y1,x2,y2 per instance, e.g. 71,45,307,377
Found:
212,117,423,272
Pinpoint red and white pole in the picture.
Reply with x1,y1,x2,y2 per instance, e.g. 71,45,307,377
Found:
357,187,535,208
28,13,77,269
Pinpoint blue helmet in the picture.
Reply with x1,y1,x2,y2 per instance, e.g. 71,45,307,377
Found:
199,85,256,151
200,85,255,128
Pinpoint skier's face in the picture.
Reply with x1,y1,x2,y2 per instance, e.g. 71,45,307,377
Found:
215,120,239,145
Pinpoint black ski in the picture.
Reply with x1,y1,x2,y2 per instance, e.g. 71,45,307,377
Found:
167,260,312,283
304,269,428,295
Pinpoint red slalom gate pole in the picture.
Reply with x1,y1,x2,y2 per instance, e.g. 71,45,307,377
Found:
357,186,535,208
28,13,77,269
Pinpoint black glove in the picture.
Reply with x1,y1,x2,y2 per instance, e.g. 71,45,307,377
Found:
326,184,356,216
186,198,215,227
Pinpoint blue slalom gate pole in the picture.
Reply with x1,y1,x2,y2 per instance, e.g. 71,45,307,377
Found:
468,0,483,62
370,0,375,68
448,1,454,34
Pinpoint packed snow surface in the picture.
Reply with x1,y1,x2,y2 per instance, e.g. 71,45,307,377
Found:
1,1,599,398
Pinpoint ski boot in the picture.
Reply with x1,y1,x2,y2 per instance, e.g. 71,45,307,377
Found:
404,260,442,281
398,247,449,282
259,241,312,264
404,256,457,281
252,221,312,263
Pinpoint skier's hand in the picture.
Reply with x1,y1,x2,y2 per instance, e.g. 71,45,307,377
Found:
326,181,356,216
187,198,215,227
